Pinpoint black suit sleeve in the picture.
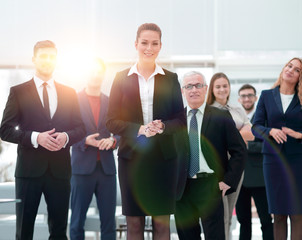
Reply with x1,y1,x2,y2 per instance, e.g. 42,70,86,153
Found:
0,87,33,147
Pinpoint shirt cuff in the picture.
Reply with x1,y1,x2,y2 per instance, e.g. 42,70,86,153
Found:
110,136,117,149
63,132,69,148
31,131,39,148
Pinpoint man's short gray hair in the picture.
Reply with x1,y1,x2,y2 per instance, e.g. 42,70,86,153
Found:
182,71,206,86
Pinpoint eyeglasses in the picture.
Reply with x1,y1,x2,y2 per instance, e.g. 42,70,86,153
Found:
239,94,256,99
183,83,207,90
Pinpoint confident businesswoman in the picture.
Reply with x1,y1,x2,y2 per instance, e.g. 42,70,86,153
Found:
106,23,185,240
252,58,302,240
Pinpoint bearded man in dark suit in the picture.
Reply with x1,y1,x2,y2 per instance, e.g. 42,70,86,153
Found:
236,84,273,240
0,40,85,240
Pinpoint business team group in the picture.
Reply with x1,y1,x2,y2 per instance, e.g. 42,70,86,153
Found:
0,23,301,240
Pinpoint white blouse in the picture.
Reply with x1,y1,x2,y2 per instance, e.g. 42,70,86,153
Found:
128,63,165,125
212,101,251,130
280,93,294,113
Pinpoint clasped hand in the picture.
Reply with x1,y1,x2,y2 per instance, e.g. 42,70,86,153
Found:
219,181,231,197
269,127,302,144
37,128,67,151
85,133,114,150
138,120,164,138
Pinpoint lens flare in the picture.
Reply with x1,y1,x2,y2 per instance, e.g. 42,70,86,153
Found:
55,47,103,90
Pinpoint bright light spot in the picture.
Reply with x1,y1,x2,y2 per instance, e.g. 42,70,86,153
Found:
55,46,104,90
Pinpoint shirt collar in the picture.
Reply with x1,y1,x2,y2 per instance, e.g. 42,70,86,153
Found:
247,108,255,120
33,75,55,89
187,101,206,117
128,63,165,77
212,100,230,110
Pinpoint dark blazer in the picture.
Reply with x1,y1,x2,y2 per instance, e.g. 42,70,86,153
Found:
0,79,85,179
176,105,247,199
106,68,186,161
252,87,302,155
243,114,265,187
71,90,118,175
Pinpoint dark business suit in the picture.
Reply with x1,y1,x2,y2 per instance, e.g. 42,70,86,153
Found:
70,90,118,240
106,68,185,216
0,79,85,240
235,114,273,240
175,105,246,240
252,87,302,214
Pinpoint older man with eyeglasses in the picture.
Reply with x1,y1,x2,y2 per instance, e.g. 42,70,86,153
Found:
174,71,246,240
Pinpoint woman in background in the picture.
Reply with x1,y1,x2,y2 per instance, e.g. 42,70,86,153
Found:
207,72,253,240
106,23,185,240
252,58,302,240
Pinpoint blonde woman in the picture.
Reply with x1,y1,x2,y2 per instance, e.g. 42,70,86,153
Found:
252,58,302,240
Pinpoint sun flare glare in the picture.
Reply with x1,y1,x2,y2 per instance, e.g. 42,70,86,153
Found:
55,47,103,90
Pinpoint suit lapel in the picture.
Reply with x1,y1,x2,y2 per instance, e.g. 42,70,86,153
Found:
79,90,97,128
201,105,211,138
251,113,255,124
98,93,107,129
200,105,213,157
126,73,144,123
272,87,284,114
285,92,299,113
153,73,165,120
52,82,63,121
183,107,190,155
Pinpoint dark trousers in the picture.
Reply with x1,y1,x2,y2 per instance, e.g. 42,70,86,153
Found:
175,175,225,240
15,169,70,240
235,186,274,240
70,161,117,240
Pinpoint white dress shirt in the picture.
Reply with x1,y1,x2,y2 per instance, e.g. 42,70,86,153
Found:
128,63,165,125
31,76,68,148
246,108,255,121
187,103,214,176
34,76,58,118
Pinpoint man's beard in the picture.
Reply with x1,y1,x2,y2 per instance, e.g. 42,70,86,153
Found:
243,104,254,111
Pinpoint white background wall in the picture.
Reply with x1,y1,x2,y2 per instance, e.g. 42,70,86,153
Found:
0,0,301,95
1,0,301,65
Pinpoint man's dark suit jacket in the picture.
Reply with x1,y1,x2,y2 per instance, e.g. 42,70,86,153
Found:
176,105,247,200
71,90,118,175
0,79,85,179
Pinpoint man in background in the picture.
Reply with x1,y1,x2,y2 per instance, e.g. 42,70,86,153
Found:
70,58,119,240
236,84,273,240
0,40,85,239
